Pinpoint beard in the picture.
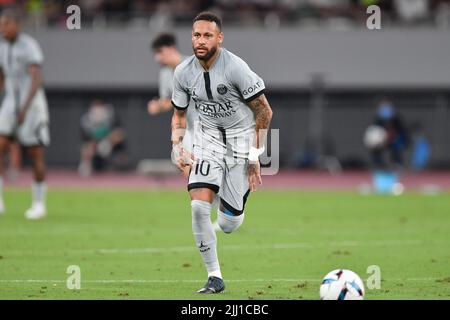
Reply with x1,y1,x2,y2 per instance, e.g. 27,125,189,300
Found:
194,45,217,61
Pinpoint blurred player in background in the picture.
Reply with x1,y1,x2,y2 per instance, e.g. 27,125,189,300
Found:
147,33,184,115
171,12,273,293
0,71,21,181
147,33,196,177
78,100,127,177
0,9,49,219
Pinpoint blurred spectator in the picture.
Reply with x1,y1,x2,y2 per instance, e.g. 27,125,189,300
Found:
394,0,430,23
1,0,449,28
410,121,430,170
371,99,409,170
0,52,21,181
433,0,450,27
78,100,128,176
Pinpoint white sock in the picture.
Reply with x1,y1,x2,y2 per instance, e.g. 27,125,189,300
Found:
208,269,222,279
191,200,222,278
217,209,245,234
211,194,220,211
32,182,47,206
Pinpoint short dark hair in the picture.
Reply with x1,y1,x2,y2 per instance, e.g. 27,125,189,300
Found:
193,11,222,31
151,33,177,51
0,8,22,23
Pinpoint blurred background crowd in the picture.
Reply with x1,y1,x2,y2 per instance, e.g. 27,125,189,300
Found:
1,0,450,29
0,1,448,186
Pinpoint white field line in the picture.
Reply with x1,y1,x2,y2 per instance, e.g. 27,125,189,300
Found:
0,278,443,284
2,239,439,256
95,240,424,254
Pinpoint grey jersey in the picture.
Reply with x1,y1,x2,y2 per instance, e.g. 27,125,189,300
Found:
0,33,47,117
158,66,174,100
158,55,190,100
172,48,265,158
157,55,197,152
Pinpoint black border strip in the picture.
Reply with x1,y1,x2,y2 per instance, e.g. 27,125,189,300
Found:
220,189,250,216
220,198,243,216
218,127,226,144
171,100,188,110
203,72,214,101
0,300,441,316
188,182,219,194
244,89,265,103
243,189,250,206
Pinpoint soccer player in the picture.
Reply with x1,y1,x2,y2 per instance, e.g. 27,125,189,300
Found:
148,33,197,175
171,12,273,293
147,33,184,115
0,10,49,219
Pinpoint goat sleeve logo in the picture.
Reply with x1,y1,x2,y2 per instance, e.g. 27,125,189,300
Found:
217,84,228,95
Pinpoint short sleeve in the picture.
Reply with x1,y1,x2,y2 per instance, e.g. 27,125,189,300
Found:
171,68,190,110
158,68,174,99
25,37,44,66
230,58,265,102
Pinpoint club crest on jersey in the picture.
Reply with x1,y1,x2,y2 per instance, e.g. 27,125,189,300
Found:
217,84,228,95
188,88,198,100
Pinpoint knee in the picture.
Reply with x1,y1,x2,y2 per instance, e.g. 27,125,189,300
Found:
218,210,244,234
191,199,212,221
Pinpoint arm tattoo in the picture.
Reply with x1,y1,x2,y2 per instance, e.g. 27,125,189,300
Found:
171,109,187,143
247,94,273,131
247,94,273,148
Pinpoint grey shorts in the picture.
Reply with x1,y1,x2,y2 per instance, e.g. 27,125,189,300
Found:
0,106,50,147
188,154,250,215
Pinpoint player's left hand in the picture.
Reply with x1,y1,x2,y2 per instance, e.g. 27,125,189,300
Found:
248,161,262,192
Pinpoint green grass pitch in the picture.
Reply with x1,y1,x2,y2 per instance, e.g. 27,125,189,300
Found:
0,189,449,299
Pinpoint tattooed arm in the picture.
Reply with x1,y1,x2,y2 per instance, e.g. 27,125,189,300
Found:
171,108,191,176
247,94,273,148
246,94,273,191
171,108,187,144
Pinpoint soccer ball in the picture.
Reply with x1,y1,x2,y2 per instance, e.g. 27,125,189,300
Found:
363,125,387,149
320,269,365,300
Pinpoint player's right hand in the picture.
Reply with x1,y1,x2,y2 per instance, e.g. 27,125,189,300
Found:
147,99,160,115
171,143,193,176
